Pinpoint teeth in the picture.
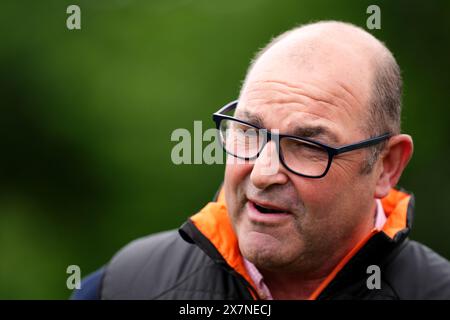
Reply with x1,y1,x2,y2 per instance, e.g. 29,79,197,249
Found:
254,203,283,214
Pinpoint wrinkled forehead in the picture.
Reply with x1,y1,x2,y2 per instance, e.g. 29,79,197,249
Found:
236,77,369,145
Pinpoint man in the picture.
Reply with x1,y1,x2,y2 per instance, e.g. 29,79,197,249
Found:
72,21,450,300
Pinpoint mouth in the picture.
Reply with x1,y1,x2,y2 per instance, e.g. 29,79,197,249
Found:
251,201,288,214
246,200,291,225
247,196,291,215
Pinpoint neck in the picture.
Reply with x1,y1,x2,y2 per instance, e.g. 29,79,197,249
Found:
261,271,326,299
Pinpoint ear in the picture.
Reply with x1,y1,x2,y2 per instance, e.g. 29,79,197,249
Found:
374,134,414,198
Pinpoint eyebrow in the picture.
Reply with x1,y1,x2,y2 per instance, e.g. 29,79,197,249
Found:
290,125,339,144
236,110,339,144
236,110,265,127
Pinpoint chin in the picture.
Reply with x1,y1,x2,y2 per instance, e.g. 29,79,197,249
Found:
238,228,302,270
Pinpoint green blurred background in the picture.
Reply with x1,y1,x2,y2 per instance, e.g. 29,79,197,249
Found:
1,0,449,299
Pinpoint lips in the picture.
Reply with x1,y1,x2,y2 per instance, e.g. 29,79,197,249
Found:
246,200,291,225
248,199,289,214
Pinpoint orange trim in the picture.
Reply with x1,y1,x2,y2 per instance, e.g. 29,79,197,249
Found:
380,188,410,239
308,229,378,300
190,187,411,300
308,188,411,299
190,189,258,297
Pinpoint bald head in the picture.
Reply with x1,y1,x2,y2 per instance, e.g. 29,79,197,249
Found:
241,21,402,137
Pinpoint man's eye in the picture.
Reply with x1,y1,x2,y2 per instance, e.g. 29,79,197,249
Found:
289,141,327,157
294,142,321,151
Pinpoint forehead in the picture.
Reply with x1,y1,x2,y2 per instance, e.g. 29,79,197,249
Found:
236,78,366,144
236,30,375,143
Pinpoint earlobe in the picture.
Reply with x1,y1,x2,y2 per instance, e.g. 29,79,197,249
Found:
374,134,414,198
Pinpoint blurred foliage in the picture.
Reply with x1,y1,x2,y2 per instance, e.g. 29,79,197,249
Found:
0,0,449,299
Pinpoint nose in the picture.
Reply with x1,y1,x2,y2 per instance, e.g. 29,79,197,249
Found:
250,140,288,189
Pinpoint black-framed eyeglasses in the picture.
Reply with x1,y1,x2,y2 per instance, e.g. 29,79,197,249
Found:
212,100,392,178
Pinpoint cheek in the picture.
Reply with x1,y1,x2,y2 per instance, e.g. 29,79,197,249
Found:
292,177,340,214
224,161,252,186
290,171,359,230
332,152,366,179
224,162,253,212
292,167,372,232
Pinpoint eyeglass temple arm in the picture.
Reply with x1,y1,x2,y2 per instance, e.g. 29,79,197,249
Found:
334,133,392,155
213,100,238,116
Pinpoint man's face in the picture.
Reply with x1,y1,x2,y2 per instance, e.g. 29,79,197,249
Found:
224,32,381,275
